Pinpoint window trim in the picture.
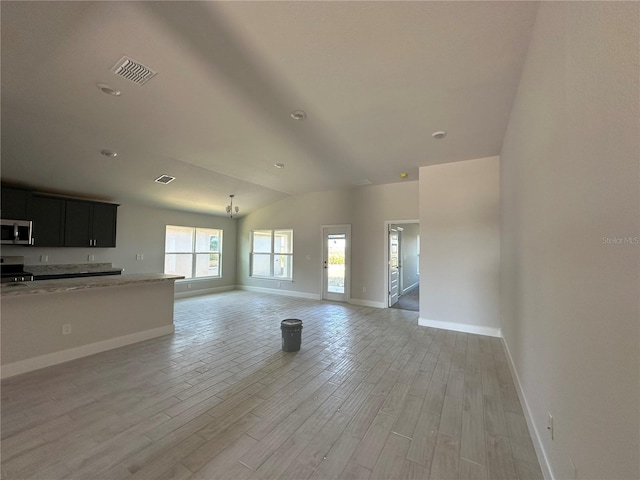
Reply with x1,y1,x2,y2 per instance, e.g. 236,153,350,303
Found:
164,225,223,280
250,229,293,280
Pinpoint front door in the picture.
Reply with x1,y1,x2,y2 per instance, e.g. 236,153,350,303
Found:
322,225,350,302
388,227,399,306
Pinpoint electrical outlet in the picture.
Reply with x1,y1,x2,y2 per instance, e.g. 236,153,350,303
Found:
547,412,554,440
277,282,282,288
187,283,192,289
40,255,48,263
136,254,143,261
62,324,72,335
362,286,366,293
87,254,95,262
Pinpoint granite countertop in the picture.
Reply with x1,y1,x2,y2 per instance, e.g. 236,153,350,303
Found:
26,263,123,277
1,273,184,297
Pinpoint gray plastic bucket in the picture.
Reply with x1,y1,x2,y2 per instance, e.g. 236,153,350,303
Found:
281,319,303,352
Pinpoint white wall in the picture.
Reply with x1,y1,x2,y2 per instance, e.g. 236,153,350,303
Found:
500,3,639,479
2,202,237,295
418,156,500,336
351,182,419,306
237,181,419,305
237,189,352,298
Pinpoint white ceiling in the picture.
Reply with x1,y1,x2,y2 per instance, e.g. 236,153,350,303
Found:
1,1,539,216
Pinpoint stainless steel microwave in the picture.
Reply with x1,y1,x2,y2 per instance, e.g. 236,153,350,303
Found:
1,219,33,245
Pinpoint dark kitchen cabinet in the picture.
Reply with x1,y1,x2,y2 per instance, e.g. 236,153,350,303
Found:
1,185,30,220
2,185,118,248
64,200,117,247
30,195,65,247
91,202,118,247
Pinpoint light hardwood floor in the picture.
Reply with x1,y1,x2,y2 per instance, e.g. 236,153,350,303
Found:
1,291,543,480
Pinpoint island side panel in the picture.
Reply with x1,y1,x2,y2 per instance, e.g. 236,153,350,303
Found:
1,280,176,378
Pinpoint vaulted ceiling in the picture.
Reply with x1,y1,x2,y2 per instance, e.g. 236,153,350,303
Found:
1,1,538,216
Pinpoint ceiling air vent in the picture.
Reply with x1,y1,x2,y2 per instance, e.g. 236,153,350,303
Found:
111,56,157,86
154,174,175,185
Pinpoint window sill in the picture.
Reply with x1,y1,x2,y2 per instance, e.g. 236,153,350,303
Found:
250,276,293,282
175,276,222,283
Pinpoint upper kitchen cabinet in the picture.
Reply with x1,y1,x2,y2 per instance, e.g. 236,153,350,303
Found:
1,185,119,248
1,185,30,220
30,194,66,247
91,202,118,247
64,200,118,248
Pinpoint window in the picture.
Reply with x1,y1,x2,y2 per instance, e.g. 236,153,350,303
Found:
165,225,222,279
251,229,293,279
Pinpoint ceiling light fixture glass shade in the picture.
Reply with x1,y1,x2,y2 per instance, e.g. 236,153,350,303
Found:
226,194,239,218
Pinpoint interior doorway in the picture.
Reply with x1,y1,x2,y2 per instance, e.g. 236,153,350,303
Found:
322,225,351,302
386,221,420,311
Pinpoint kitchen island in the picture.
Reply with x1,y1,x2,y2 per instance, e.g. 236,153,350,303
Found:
1,273,183,378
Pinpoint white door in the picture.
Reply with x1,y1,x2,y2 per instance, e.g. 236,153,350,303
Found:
388,227,399,306
322,225,350,302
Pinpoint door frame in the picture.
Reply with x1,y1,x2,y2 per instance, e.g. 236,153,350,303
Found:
384,219,419,308
320,224,352,302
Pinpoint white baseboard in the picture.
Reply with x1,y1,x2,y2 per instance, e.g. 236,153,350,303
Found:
502,336,554,480
349,298,386,308
237,285,321,301
1,325,175,379
401,281,419,295
174,285,235,299
418,317,502,338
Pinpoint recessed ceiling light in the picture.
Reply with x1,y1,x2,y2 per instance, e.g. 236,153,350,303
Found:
290,110,307,121
432,131,447,139
154,174,175,185
100,150,118,157
97,83,121,96
274,163,285,169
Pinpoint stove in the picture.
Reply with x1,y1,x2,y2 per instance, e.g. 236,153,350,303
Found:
1,256,34,283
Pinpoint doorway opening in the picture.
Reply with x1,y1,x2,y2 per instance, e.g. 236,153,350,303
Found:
386,221,419,311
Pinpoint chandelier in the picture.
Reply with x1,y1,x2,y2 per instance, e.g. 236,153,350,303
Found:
226,194,239,218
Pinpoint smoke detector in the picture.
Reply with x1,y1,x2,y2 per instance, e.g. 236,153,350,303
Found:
111,56,157,86
432,131,447,140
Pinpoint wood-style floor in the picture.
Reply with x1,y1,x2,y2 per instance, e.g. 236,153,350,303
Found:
1,291,543,480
